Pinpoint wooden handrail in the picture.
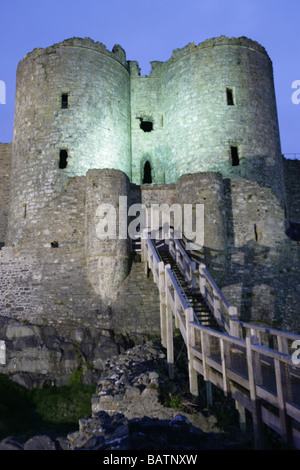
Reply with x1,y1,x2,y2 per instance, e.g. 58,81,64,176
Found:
199,263,232,333
142,229,300,449
168,228,197,290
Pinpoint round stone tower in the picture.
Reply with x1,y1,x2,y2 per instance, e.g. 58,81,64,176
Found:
162,36,285,201
7,38,131,245
85,169,130,304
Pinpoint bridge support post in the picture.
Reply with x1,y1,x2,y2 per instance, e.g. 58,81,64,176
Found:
246,335,264,449
235,401,247,432
199,264,206,298
165,265,174,380
144,261,149,278
201,330,213,406
186,307,198,396
206,382,213,407
159,261,167,348
0,340,5,365
166,302,174,380
229,306,240,337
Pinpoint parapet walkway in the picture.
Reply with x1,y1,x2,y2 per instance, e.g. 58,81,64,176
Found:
140,228,300,449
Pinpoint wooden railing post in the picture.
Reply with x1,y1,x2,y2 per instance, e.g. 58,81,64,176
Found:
191,260,197,291
229,306,240,338
201,330,213,406
220,338,229,396
228,307,247,431
0,340,5,365
141,234,147,277
246,335,263,449
186,307,198,396
174,289,180,330
199,264,206,298
277,335,289,355
274,356,289,443
143,235,149,277
141,236,145,263
213,287,221,325
159,261,167,348
165,268,174,380
235,401,247,433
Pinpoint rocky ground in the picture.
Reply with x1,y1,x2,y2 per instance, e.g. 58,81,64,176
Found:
0,338,257,450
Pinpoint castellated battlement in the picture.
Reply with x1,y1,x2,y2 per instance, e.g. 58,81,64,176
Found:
0,36,299,342
167,35,270,64
21,37,128,69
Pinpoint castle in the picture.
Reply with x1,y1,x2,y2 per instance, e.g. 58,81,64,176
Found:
0,35,299,341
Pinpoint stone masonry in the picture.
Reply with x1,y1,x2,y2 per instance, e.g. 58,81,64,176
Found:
0,35,299,352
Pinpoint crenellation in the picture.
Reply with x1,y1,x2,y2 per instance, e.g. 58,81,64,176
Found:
23,37,129,69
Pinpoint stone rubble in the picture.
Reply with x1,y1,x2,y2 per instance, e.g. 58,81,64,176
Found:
0,340,253,450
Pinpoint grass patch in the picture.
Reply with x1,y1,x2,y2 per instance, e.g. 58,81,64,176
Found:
169,395,182,410
0,374,94,441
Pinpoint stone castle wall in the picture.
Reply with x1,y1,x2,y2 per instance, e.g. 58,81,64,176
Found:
284,157,300,224
0,143,12,244
0,36,299,337
85,169,131,306
130,61,165,185
0,175,107,331
162,38,280,182
0,164,299,333
0,248,40,321
6,38,131,246
221,176,297,327
0,168,163,334
6,36,288,245
130,37,286,208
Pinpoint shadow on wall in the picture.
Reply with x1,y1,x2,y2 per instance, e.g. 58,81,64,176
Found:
171,232,297,330
219,238,299,329
286,223,300,242
188,154,286,204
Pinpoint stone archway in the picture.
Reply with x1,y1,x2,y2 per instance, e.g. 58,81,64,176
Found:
140,155,155,185
143,160,152,184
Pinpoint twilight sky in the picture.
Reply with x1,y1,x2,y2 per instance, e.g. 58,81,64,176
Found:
0,0,299,158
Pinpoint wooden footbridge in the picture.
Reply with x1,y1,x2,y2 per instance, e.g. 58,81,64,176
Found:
140,228,300,449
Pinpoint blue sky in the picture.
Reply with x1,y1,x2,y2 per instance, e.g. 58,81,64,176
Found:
0,0,299,157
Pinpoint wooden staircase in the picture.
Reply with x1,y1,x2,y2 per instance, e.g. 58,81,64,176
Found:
141,228,300,450
157,248,222,332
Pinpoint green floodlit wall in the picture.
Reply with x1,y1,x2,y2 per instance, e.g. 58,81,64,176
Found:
7,38,131,245
131,36,285,203
162,38,283,189
1,36,299,332
7,36,286,245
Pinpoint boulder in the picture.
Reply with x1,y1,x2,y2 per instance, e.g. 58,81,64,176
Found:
24,434,57,450
0,436,24,450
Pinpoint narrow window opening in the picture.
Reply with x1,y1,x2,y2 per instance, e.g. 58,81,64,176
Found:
51,241,59,248
226,88,234,106
61,93,69,109
143,161,152,184
140,119,153,132
23,203,27,219
231,146,239,166
254,224,258,242
59,149,68,169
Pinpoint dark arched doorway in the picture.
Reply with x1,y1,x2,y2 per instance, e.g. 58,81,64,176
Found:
143,161,152,184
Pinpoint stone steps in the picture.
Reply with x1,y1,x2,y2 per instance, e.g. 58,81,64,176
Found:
157,249,222,331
